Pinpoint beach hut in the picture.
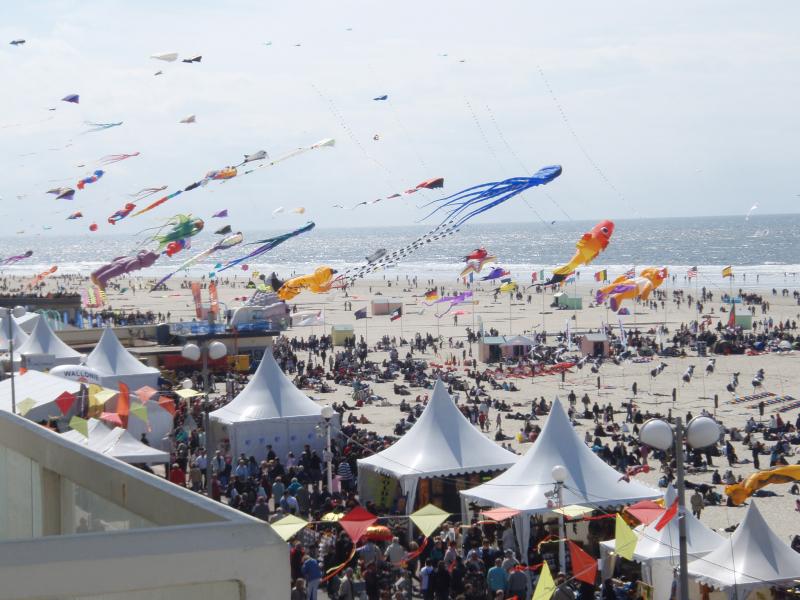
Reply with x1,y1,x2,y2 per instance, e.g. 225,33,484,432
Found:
370,298,402,316
80,326,160,390
331,324,355,346
358,380,517,517
12,316,83,368
580,333,610,357
688,501,800,597
600,485,723,600
461,398,658,554
209,348,338,461
478,336,506,362
61,418,170,464
553,292,582,310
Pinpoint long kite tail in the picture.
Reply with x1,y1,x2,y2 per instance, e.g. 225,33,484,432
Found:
216,222,315,272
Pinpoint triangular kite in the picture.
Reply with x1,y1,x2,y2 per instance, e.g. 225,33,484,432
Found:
175,388,202,399
339,506,377,543
69,415,89,438
552,504,593,518
568,540,597,585
16,397,36,416
654,499,678,532
130,403,149,423
99,412,123,426
626,500,665,526
481,506,521,521
270,514,308,541
410,503,450,537
614,514,638,560
532,560,556,600
93,387,117,404
55,391,76,415
158,397,176,415
135,385,158,403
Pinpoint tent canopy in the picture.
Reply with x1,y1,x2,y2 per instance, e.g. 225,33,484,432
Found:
13,316,82,361
83,327,159,388
0,370,83,422
461,398,659,513
602,485,723,561
688,501,800,592
61,417,172,465
0,316,30,351
358,379,517,481
210,349,322,423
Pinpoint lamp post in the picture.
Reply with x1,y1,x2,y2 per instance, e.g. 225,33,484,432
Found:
5,306,26,415
552,464,568,573
182,339,228,497
639,415,720,600
321,404,334,490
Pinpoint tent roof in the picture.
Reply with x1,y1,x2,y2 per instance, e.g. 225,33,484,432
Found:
358,380,517,481
461,398,659,513
14,316,82,359
210,348,322,422
0,369,82,413
0,316,30,351
688,501,800,591
61,418,170,463
84,327,160,377
601,485,723,561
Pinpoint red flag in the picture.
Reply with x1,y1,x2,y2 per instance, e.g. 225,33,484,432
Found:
568,540,597,585
117,382,130,427
55,391,76,415
339,506,377,543
209,281,220,318
654,500,678,531
727,304,736,329
191,282,203,318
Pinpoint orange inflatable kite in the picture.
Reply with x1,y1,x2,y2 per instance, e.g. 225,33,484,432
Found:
595,267,668,312
725,465,800,506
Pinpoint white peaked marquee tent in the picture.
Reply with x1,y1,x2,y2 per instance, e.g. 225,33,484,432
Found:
13,316,83,367
210,348,335,461
600,485,723,600
82,326,160,390
461,398,659,552
358,379,517,515
61,417,170,464
0,370,82,422
688,501,800,596
0,316,29,351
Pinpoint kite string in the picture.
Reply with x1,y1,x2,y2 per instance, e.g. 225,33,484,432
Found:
536,64,635,215
485,104,573,223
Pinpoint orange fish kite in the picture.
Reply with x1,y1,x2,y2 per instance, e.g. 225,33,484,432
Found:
596,267,668,312
543,220,614,285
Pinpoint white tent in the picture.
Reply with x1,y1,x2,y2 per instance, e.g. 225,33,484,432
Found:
14,312,41,334
0,370,82,422
600,485,723,600
0,316,30,351
358,379,517,515
103,396,175,452
61,418,170,464
688,501,800,596
82,326,160,390
461,398,659,553
13,316,83,368
210,348,333,461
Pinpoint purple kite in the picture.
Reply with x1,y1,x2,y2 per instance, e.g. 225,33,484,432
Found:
0,250,33,266
62,94,80,104
481,267,510,281
212,209,228,218
90,251,160,290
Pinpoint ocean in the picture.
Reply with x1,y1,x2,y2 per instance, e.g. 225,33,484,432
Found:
1,214,798,289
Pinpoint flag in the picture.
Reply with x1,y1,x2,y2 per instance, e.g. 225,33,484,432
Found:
190,282,203,318
55,391,76,415
614,514,638,559
390,306,403,321
727,303,736,329
531,271,538,283
424,288,438,301
208,281,220,317
539,269,546,280
568,540,598,585
594,269,607,282
624,267,635,278
722,265,733,278
654,500,678,532
687,266,698,279
69,415,89,438
354,307,367,320
532,561,556,600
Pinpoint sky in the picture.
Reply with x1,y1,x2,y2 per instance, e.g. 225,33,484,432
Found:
0,0,798,234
